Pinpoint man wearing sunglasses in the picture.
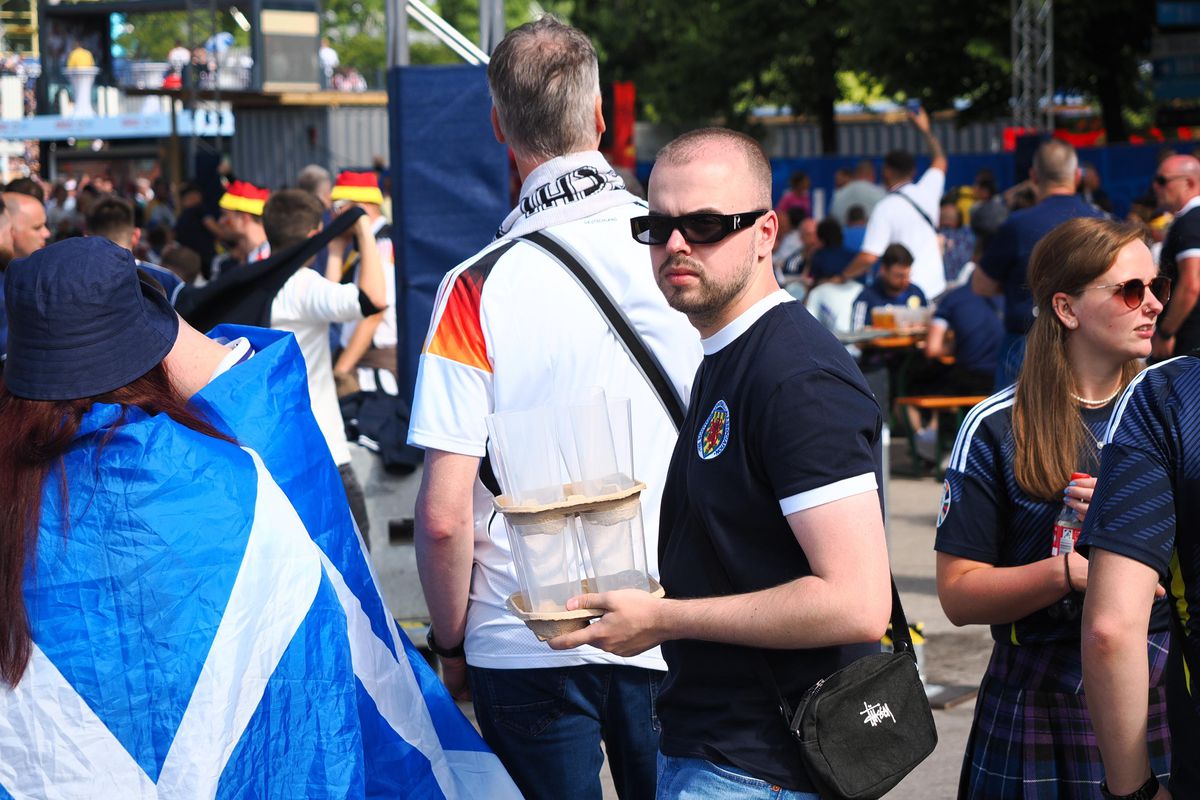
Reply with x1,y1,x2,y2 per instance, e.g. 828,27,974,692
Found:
407,16,701,800
1150,154,1200,360
549,128,892,798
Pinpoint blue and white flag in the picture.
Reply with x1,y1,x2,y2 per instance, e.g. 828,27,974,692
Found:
0,326,520,799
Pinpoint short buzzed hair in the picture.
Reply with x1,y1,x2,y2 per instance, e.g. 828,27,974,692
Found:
1033,139,1079,188
654,127,773,207
881,243,914,268
487,15,600,160
86,195,136,244
4,177,44,202
263,188,324,250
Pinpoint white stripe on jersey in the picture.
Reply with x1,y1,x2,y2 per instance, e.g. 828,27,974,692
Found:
1106,357,1188,443
949,385,1017,473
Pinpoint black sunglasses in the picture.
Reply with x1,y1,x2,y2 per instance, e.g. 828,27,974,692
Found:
629,209,769,245
1154,174,1188,187
1079,276,1172,309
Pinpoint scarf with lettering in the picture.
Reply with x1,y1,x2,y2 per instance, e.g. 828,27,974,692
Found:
495,150,639,240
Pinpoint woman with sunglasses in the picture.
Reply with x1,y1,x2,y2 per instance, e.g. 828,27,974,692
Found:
935,217,1174,799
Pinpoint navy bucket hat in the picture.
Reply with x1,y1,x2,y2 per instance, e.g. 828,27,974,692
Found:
4,237,179,401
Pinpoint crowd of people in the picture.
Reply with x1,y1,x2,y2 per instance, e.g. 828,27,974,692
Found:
2,13,1200,800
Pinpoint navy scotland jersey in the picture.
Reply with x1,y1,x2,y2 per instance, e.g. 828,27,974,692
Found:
1080,355,1200,793
657,291,884,791
936,385,1170,646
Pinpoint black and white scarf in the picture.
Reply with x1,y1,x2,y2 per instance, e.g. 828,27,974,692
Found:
495,151,639,240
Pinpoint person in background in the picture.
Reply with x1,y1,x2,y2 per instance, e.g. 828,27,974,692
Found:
3,192,49,260
1148,154,1200,360
214,180,271,275
263,190,385,543
937,217,1172,798
85,194,183,304
939,198,975,286
843,203,868,254
808,217,856,282
774,169,811,238
852,244,926,330
844,109,948,298
830,159,887,225
974,138,1103,387
159,243,202,285
173,182,217,278
1078,162,1113,215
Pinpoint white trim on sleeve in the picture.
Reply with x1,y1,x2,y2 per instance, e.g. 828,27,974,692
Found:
1176,248,1200,262
779,472,878,515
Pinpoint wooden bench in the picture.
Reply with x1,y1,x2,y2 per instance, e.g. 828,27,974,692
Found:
894,395,990,473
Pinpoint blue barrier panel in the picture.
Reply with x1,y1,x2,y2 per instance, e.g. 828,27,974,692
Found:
388,64,510,400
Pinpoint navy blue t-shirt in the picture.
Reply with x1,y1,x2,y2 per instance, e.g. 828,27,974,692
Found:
932,284,1003,375
657,294,884,791
1080,356,1200,794
936,386,1170,646
1159,204,1200,354
136,259,185,306
851,281,926,330
980,195,1104,335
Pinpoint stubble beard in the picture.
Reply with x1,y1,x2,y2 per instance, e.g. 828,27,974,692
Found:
658,245,757,329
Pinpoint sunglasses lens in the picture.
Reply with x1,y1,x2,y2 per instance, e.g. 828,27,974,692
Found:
680,215,728,244
631,217,671,244
1155,175,1167,186
1121,280,1145,308
1152,276,1172,304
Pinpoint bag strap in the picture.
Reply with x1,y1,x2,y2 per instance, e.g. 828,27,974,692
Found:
889,187,936,232
518,230,687,431
693,514,912,721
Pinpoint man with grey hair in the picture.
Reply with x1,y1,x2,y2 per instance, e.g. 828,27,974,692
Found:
408,15,700,799
549,127,891,795
297,164,333,210
973,137,1103,385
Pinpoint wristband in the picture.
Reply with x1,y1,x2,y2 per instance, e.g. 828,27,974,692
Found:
1100,774,1159,800
425,628,465,659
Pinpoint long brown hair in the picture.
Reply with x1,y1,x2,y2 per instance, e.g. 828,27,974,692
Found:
1013,217,1148,500
0,363,234,686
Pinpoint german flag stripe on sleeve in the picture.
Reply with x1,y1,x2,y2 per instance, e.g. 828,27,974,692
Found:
424,242,514,373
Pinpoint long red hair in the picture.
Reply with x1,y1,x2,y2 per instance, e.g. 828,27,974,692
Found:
0,363,234,686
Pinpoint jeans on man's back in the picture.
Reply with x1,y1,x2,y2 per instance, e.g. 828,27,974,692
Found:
468,663,662,800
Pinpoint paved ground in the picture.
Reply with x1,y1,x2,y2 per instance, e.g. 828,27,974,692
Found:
369,445,992,798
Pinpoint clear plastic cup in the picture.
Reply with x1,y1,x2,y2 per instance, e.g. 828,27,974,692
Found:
559,389,636,497
578,503,650,593
506,515,587,612
485,407,566,506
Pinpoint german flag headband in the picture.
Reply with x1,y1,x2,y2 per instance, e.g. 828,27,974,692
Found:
219,180,270,216
330,171,384,206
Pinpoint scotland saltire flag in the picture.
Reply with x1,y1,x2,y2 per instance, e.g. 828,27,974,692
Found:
0,326,520,799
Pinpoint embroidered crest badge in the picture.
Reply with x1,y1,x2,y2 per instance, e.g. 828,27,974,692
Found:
937,479,952,527
697,400,731,460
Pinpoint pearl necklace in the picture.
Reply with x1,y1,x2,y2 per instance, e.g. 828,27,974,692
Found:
1070,387,1122,407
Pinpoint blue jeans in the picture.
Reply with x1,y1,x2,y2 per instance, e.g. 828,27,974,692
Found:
656,754,820,799
468,664,661,800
